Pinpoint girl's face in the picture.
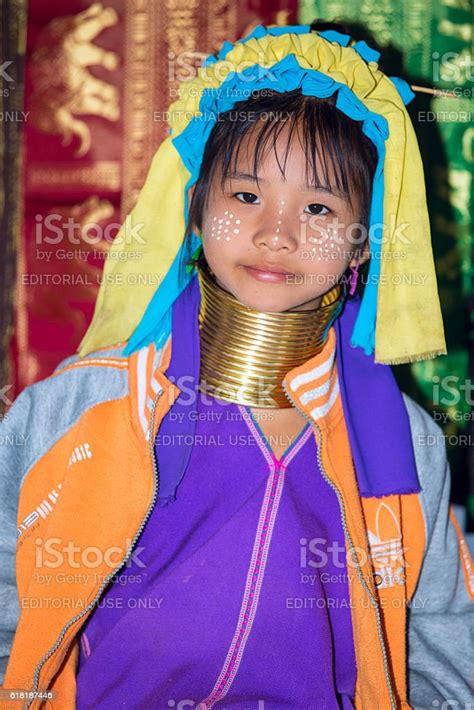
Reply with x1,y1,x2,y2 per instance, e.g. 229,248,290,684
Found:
193,123,368,313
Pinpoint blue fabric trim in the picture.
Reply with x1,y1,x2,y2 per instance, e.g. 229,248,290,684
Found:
351,39,381,63
389,75,416,105
124,228,201,356
237,24,311,45
202,41,233,67
318,29,351,46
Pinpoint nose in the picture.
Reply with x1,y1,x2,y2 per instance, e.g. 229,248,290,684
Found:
252,216,299,254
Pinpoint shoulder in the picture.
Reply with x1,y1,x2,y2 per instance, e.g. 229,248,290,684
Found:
402,393,441,438
402,393,448,467
53,343,129,373
402,393,450,534
29,343,129,400
20,343,130,421
0,344,131,482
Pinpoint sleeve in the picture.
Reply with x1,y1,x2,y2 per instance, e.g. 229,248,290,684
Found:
403,394,474,708
0,353,84,685
0,386,33,685
0,353,79,685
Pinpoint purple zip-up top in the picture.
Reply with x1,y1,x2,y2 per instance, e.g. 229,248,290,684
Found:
75,276,420,709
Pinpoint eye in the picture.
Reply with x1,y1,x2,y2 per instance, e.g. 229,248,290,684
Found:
234,192,260,204
304,203,330,216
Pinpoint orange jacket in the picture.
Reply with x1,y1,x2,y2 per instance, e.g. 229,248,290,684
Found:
0,335,472,709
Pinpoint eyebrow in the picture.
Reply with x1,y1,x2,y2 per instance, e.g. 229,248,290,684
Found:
227,171,268,183
226,172,346,198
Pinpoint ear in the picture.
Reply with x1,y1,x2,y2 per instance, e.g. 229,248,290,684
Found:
187,183,199,235
349,238,370,268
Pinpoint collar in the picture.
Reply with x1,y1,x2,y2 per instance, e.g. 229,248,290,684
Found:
283,327,342,431
131,274,421,504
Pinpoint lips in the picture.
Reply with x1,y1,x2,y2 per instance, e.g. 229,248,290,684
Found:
245,263,292,275
242,263,294,283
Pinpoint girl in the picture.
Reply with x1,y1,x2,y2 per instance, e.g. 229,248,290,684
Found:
1,23,473,710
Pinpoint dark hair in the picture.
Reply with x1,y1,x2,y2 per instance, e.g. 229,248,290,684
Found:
182,42,379,294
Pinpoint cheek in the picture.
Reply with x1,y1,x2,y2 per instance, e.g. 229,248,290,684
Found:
302,222,345,261
300,219,352,264
206,210,242,243
205,199,288,242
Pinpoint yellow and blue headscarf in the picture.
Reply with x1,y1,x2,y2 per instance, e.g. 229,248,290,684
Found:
79,24,446,365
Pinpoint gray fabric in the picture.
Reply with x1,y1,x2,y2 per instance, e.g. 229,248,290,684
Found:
0,387,30,684
54,345,128,370
403,395,474,708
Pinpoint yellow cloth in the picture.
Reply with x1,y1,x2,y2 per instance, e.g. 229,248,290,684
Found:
80,138,191,354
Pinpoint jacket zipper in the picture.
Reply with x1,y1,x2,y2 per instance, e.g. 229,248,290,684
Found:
281,380,397,710
24,389,164,710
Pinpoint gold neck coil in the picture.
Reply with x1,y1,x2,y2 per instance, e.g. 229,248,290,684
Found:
197,261,344,408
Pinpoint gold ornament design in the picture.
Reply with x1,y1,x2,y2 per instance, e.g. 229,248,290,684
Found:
29,3,120,157
27,196,114,330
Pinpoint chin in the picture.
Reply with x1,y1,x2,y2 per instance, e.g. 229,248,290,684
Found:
211,269,307,313
229,289,297,314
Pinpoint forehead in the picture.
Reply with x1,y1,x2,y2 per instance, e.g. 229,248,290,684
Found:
218,117,340,187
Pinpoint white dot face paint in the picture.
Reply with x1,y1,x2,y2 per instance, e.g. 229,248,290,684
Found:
207,211,241,243
305,223,342,261
272,200,286,240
